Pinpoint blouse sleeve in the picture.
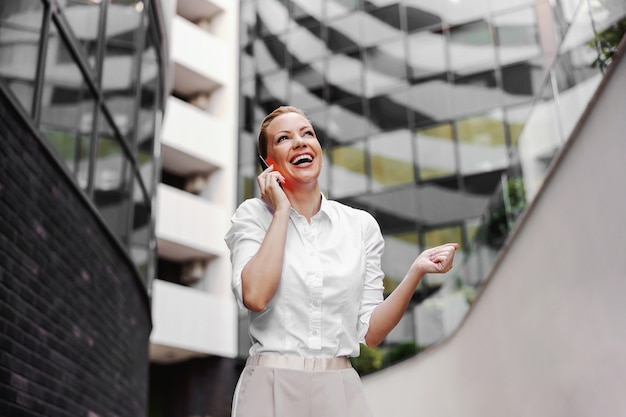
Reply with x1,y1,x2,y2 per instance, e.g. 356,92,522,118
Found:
223,199,268,309
357,211,385,344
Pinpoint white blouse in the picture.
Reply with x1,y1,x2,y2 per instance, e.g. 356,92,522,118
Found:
224,196,385,358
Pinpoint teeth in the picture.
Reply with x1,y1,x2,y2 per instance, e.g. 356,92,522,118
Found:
291,154,313,165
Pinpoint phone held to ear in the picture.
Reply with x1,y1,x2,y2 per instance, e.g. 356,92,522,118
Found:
259,155,283,189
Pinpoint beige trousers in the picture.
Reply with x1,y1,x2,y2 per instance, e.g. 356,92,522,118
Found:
232,355,374,417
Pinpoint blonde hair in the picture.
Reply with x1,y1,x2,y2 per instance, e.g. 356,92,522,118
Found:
257,106,309,158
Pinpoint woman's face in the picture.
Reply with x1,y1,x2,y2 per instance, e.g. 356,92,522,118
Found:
265,112,323,189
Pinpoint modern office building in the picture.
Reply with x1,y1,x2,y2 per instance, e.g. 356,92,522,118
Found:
361,11,626,417
0,0,169,415
238,0,553,356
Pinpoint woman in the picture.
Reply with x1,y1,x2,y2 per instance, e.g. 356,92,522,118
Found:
225,106,458,417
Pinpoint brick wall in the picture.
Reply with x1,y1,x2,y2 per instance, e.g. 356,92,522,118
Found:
0,91,152,416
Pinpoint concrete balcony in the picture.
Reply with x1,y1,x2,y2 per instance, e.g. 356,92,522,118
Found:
155,183,227,261
150,279,238,362
171,15,227,96
177,0,225,23
161,96,227,176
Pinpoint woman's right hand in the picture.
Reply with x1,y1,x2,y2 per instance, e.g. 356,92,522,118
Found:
258,164,290,213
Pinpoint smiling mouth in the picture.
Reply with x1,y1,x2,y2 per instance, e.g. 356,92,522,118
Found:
290,154,314,165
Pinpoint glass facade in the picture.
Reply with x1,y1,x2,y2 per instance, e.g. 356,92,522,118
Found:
238,0,626,371
0,0,166,287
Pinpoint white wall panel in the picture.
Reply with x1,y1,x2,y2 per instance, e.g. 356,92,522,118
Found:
151,280,238,359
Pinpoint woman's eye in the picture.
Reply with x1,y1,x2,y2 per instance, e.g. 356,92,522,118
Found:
277,136,288,143
304,131,314,136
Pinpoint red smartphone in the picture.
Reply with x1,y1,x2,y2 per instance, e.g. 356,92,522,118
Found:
259,155,283,189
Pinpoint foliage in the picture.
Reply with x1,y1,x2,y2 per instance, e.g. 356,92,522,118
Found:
476,176,527,249
351,341,426,375
351,344,383,375
382,341,422,366
589,17,626,70
454,276,478,305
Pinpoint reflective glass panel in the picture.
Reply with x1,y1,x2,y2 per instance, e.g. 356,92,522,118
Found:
329,141,368,197
382,231,421,291
368,91,410,132
415,123,456,180
0,0,43,113
130,172,151,282
443,0,489,24
290,64,326,112
44,130,92,189
404,1,443,32
319,151,331,193
407,31,447,81
516,75,560,201
136,26,160,191
94,113,132,244
456,112,509,176
288,25,326,64
505,103,532,148
450,70,501,119
489,0,534,14
292,0,324,27
326,13,361,52
241,82,256,132
558,0,584,24
588,0,626,35
493,7,541,66
41,22,96,189
553,5,605,141
326,0,361,20
56,0,101,69
448,21,496,75
327,50,363,101
258,70,289,106
254,35,288,74
241,50,256,80
240,0,255,46
364,39,406,96
101,0,144,144
369,129,415,191
501,58,545,106
239,130,257,171
362,5,402,47
553,50,601,142
559,1,597,56
306,107,328,144
408,79,452,123
257,0,289,37
327,101,368,143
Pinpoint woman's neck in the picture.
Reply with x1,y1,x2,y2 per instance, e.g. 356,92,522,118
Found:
284,183,321,222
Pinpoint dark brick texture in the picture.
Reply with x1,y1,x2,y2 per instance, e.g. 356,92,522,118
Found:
0,90,152,416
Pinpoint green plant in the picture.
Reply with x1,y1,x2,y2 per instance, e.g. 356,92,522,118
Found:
589,17,626,70
382,341,421,366
350,344,383,375
482,176,527,249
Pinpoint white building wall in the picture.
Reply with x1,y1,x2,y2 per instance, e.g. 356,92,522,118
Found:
151,0,239,363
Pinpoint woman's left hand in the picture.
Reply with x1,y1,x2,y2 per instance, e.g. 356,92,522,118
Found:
411,243,459,275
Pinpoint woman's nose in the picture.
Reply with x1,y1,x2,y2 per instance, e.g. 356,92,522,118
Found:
292,135,307,148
